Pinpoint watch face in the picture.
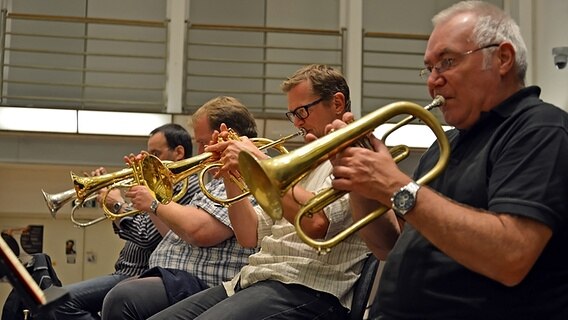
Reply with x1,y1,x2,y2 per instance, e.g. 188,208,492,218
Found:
394,190,414,210
150,200,159,213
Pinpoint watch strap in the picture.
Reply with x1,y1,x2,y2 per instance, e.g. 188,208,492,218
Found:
150,199,159,215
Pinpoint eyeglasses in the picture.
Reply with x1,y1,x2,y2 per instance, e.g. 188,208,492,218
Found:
419,44,500,81
285,97,323,122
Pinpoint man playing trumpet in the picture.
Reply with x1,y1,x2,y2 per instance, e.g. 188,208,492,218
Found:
331,1,568,319
101,96,259,320
147,64,375,320
53,123,198,320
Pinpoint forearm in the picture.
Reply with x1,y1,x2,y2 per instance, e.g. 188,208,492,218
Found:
350,195,400,260
281,186,329,239
406,186,552,286
224,178,259,248
147,213,170,236
154,202,232,247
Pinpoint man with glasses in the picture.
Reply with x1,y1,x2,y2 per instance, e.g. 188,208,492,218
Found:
146,64,374,320
329,1,568,319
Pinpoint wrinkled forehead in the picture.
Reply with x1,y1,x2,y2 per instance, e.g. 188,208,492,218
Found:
425,13,477,62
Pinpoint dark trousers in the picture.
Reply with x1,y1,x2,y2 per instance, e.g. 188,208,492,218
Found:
52,274,130,320
101,268,208,320
148,280,349,320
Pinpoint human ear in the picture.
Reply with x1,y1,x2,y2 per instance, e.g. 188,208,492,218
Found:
333,92,346,115
497,42,515,75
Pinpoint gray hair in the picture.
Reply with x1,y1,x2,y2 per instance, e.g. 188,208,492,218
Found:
433,1,528,84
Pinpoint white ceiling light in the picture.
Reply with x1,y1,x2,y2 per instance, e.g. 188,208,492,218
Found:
0,107,173,136
0,107,77,133
78,111,172,136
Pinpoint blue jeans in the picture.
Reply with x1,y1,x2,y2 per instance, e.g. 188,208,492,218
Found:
148,280,349,320
52,274,130,320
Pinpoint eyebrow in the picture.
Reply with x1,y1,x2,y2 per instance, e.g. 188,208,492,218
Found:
424,46,456,65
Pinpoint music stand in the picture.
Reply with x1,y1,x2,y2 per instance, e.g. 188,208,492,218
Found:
0,236,68,316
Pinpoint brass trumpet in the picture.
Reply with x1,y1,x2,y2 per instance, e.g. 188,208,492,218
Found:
198,129,306,206
45,130,304,227
42,179,135,227
114,129,305,210
238,96,450,253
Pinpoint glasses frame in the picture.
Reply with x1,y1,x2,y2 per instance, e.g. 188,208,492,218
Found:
285,97,324,122
419,43,500,80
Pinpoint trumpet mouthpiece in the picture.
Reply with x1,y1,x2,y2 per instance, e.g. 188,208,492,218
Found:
433,95,445,107
424,95,445,111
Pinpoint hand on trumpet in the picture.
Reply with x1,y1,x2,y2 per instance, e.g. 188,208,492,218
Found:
205,123,267,180
328,115,409,206
122,152,157,214
89,167,124,210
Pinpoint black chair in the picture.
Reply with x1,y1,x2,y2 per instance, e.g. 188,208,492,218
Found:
348,254,380,320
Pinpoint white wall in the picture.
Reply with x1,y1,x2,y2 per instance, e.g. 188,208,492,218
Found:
532,0,568,109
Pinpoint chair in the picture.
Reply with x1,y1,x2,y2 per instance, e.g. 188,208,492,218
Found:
348,254,380,320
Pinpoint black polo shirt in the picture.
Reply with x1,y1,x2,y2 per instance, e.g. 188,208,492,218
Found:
376,87,568,319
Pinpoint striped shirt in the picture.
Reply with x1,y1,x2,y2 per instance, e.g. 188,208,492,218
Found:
149,178,257,287
223,161,370,309
112,175,199,277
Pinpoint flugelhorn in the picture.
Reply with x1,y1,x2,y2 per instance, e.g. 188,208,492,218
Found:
198,129,306,206
238,96,449,253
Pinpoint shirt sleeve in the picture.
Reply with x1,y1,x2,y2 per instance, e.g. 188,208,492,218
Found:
114,213,162,249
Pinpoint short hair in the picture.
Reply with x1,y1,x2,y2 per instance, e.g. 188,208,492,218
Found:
433,1,528,84
280,64,351,112
191,96,258,138
150,123,193,158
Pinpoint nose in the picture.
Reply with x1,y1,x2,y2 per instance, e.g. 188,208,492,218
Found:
293,116,305,127
427,71,445,89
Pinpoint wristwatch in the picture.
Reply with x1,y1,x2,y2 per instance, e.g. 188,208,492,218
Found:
149,199,160,215
391,181,420,216
112,202,124,214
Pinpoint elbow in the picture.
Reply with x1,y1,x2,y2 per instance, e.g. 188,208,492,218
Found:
497,271,528,287
301,214,329,240
180,229,211,247
495,266,531,287
492,254,534,287
235,236,258,248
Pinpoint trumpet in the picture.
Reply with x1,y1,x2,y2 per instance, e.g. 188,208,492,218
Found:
44,130,304,227
42,179,135,227
198,129,306,206
115,129,305,210
238,96,449,253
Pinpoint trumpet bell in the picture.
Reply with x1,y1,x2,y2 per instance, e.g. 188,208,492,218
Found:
139,154,174,204
41,189,76,217
239,153,287,220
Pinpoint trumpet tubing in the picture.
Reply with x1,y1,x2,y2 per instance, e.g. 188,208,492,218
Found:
239,97,450,253
198,129,306,207
72,167,133,202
